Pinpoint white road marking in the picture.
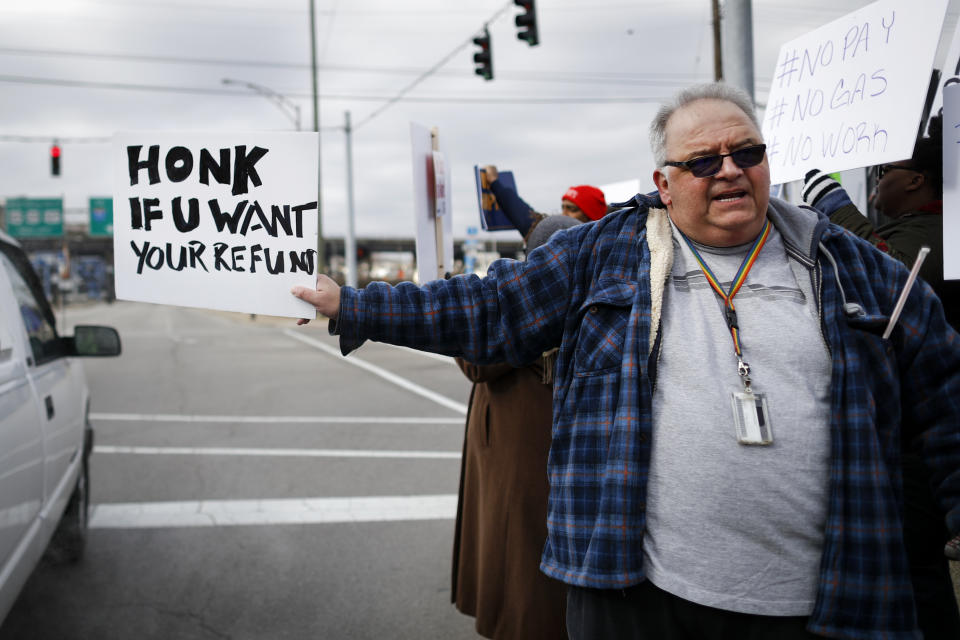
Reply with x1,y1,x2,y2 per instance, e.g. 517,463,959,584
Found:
89,494,457,529
282,329,468,415
90,413,462,425
382,342,458,364
94,445,460,459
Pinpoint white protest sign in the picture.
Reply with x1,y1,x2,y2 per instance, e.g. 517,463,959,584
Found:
113,131,319,318
928,19,960,134
943,84,960,280
599,178,642,205
410,123,453,282
433,150,448,218
762,0,948,184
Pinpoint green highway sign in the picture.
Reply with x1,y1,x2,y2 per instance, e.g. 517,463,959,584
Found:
89,197,113,237
4,197,63,238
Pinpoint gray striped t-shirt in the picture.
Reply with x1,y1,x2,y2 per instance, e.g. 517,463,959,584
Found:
642,219,832,616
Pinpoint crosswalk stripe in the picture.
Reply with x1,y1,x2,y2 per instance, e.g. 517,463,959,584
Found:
90,413,463,425
90,494,458,529
94,445,460,459
282,329,468,415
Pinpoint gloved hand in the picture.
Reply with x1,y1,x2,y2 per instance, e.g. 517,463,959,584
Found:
801,169,852,216
946,534,960,561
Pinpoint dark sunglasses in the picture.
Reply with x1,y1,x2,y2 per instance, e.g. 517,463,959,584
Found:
876,164,917,180
664,144,767,178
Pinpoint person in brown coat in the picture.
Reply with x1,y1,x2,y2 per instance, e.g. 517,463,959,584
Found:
451,214,580,640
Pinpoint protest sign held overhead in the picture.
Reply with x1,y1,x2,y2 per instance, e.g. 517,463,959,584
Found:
113,131,319,318
761,0,948,184
473,165,518,232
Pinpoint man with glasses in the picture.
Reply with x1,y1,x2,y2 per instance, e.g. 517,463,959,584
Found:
292,83,960,639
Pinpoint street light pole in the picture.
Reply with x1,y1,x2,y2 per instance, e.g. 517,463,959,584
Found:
223,74,323,276
720,0,755,103
344,111,357,288
309,0,325,273
221,78,302,130
220,78,304,321
712,0,723,82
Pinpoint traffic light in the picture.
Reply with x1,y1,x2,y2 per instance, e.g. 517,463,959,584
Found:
50,143,61,176
515,0,539,46
472,28,493,81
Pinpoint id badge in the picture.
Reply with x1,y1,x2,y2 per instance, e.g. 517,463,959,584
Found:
731,390,772,445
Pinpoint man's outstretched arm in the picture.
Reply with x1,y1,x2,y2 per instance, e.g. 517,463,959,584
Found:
287,221,580,363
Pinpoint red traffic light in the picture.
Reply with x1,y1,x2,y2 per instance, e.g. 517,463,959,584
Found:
51,144,61,176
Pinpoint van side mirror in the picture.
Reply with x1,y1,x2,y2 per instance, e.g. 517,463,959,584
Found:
71,325,121,357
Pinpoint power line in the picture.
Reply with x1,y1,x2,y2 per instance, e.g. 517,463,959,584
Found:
0,135,111,143
0,74,670,104
62,0,677,15
0,74,254,97
0,46,310,71
59,0,313,14
0,46,702,86
352,0,517,129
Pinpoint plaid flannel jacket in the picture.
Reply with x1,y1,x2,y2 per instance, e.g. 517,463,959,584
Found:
334,195,960,639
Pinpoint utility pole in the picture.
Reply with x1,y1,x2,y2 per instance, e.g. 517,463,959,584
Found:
309,0,325,271
344,111,358,289
712,0,723,82
720,0,755,104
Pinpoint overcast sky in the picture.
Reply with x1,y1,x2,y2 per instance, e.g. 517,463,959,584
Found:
2,0,958,241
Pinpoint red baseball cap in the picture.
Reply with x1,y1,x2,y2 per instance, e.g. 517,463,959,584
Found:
562,185,607,221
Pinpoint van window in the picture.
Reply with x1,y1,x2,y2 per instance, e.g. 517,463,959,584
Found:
0,253,59,364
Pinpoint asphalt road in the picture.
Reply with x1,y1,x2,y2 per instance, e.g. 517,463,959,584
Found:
2,301,958,639
0,301,480,640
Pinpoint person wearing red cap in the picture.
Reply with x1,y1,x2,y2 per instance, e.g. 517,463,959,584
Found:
561,185,607,223
481,165,608,247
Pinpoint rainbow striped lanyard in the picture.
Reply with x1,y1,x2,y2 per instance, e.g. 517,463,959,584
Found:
678,219,771,391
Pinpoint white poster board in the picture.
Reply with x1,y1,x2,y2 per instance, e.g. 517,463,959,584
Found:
599,178,643,205
942,84,960,280
409,122,453,282
762,0,948,184
113,131,319,318
433,150,448,218
929,18,960,134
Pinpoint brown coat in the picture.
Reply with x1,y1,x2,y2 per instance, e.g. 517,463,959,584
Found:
451,357,567,640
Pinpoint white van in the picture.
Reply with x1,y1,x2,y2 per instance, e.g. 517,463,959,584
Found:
0,230,120,623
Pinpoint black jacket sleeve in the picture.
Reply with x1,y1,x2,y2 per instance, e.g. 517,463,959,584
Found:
490,179,541,238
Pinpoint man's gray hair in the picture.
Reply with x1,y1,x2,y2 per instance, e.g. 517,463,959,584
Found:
649,83,760,168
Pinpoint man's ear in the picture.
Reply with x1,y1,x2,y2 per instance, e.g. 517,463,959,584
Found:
653,169,672,206
904,171,926,193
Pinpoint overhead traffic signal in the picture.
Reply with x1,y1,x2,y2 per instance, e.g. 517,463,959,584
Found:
50,143,61,176
473,27,493,81
514,0,539,46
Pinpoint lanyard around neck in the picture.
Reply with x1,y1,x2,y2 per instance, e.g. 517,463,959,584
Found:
678,219,771,359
